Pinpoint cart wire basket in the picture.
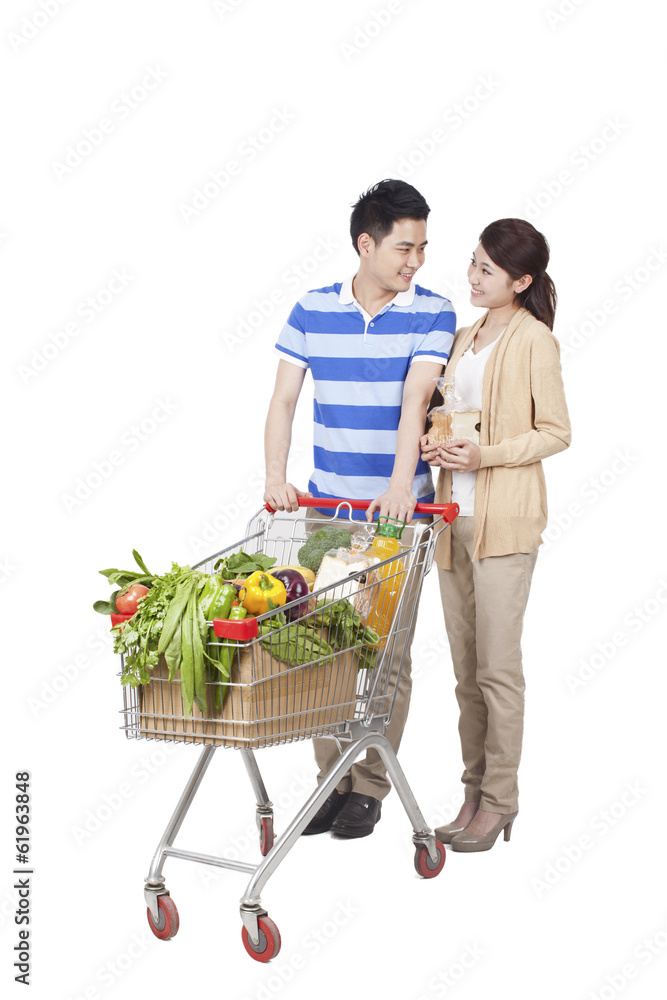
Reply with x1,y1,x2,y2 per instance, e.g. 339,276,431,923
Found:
120,497,458,961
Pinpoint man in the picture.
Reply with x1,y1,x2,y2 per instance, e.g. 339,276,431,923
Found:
263,179,455,837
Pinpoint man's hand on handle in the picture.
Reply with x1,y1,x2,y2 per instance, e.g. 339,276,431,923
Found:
366,484,417,524
366,361,443,524
263,483,312,513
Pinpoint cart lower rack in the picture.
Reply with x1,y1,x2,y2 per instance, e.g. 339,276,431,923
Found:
120,498,458,961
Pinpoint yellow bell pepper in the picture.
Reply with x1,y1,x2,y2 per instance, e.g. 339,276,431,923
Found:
239,571,287,615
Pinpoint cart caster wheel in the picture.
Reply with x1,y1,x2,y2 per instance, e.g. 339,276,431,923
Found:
147,895,180,940
242,916,281,962
414,840,446,879
259,816,274,856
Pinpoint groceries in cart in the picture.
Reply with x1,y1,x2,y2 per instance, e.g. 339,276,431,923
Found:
297,525,354,573
313,546,380,601
93,524,410,720
355,517,406,649
426,375,481,446
308,517,408,651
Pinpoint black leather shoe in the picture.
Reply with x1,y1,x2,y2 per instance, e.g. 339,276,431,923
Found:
330,792,382,839
302,791,349,835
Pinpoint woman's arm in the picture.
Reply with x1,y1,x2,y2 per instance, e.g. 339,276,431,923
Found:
478,334,571,468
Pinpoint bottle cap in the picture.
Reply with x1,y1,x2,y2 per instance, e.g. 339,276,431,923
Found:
375,516,405,539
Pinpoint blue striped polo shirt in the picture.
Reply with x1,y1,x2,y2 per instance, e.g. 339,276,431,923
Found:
276,277,455,519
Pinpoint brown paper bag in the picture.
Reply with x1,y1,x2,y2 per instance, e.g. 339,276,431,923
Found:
139,637,359,748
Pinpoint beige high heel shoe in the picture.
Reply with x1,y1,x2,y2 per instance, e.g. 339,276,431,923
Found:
434,820,470,844
450,811,518,853
435,801,481,844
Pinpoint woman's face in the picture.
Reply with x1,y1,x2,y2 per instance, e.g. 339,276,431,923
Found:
467,242,527,309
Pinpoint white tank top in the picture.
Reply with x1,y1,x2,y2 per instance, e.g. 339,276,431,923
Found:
451,329,505,515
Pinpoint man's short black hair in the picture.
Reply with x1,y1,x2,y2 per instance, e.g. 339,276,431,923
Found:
350,179,430,255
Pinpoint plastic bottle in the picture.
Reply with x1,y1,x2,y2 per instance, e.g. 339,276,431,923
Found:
365,517,405,648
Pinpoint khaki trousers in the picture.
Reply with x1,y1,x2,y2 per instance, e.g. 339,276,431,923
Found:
437,516,537,813
307,508,429,801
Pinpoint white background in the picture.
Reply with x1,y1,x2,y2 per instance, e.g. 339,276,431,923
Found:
3,1,666,997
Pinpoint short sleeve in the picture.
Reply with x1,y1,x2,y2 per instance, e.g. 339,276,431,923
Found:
412,297,456,365
275,300,310,369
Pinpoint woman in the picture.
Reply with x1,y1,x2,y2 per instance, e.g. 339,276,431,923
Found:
421,218,571,852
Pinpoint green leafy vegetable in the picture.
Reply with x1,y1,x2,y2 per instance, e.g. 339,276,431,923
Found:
132,549,152,575
113,562,199,688
94,552,155,614
93,600,116,616
314,598,380,669
192,590,208,714
158,577,196,656
258,612,334,667
180,592,195,718
213,549,277,578
164,619,182,683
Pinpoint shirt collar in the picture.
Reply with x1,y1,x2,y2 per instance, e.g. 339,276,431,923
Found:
339,276,356,304
339,275,417,309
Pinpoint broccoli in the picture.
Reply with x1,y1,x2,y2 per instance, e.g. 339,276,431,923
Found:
298,527,353,574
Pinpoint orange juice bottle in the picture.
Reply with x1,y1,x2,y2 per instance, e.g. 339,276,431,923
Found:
366,517,405,648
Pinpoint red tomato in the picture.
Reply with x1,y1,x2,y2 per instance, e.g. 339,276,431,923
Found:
115,583,149,615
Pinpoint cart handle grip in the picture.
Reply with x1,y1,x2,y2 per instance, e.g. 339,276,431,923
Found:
213,616,259,640
264,496,459,523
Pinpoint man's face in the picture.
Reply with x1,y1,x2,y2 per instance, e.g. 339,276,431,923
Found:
362,218,427,294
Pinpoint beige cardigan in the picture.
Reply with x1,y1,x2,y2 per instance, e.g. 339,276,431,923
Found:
434,307,571,568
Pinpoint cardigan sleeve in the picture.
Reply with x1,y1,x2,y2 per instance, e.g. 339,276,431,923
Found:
478,333,571,469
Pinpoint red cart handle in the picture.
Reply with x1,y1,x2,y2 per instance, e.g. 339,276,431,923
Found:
264,496,459,524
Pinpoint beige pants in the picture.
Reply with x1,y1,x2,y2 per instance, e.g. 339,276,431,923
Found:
307,507,430,801
437,516,538,813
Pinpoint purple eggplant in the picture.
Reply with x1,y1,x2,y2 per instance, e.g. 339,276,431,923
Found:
271,568,311,621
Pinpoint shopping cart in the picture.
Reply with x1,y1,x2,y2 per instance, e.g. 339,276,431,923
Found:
121,497,458,961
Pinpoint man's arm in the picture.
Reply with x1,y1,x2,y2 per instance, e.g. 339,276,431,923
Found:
366,361,443,522
264,359,311,512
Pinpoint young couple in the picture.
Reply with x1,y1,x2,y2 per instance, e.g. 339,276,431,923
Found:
263,179,571,851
